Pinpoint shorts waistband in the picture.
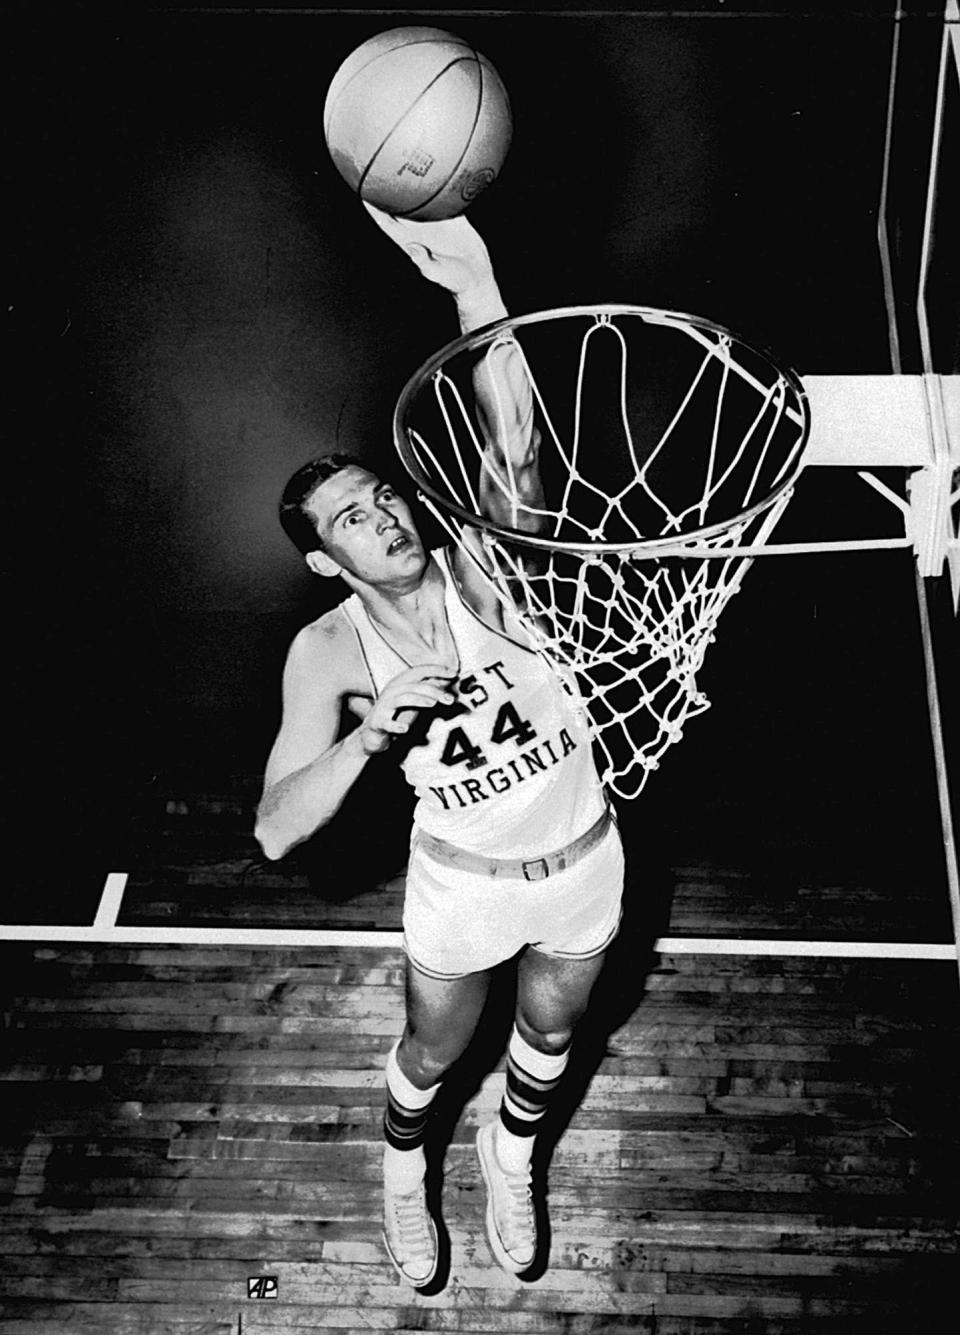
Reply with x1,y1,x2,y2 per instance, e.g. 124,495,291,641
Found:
412,806,613,882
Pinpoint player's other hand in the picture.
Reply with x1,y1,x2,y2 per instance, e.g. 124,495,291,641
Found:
357,662,457,755
364,203,495,300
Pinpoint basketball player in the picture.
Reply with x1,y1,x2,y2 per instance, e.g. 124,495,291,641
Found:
255,206,625,1286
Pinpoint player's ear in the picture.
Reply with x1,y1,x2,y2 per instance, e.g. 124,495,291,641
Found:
305,549,341,579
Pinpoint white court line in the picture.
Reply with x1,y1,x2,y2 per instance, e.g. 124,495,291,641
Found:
654,938,956,961
92,872,129,929
0,920,955,960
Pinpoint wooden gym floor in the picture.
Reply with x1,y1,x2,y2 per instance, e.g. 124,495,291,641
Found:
2,801,958,1334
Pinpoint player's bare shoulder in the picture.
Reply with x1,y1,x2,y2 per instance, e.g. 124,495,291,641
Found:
285,604,369,700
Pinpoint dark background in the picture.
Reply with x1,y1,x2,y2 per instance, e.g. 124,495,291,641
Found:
4,3,956,921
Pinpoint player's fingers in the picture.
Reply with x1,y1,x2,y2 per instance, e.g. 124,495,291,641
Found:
392,674,455,697
387,688,452,715
413,684,457,703
362,201,396,231
363,204,426,252
383,712,417,733
405,661,457,679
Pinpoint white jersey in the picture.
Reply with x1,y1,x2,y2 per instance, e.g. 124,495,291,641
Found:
339,549,606,859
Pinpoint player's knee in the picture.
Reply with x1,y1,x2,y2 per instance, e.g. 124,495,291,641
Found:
514,1011,576,1056
399,1032,461,1087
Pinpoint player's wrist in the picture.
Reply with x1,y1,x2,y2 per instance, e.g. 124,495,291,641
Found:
455,280,508,331
346,724,379,759
355,720,388,756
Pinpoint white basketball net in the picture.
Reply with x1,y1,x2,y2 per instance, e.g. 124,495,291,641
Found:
395,306,811,798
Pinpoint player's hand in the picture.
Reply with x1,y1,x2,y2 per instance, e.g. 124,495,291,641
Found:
357,662,457,755
364,203,496,300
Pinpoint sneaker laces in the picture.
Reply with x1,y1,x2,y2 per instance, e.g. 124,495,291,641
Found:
387,1185,433,1263
496,1163,535,1251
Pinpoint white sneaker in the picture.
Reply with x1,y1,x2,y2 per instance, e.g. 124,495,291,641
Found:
382,1176,439,1289
476,1122,536,1274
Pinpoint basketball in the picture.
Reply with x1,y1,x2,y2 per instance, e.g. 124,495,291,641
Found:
323,26,512,221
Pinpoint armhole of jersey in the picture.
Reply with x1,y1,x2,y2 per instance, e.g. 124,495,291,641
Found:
439,546,539,657
338,601,380,700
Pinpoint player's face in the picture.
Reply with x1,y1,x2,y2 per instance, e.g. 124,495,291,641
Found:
306,466,426,584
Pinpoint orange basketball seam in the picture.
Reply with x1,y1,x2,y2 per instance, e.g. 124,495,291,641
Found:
357,54,482,214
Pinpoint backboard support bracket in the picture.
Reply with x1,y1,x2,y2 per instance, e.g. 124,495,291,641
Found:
802,372,959,605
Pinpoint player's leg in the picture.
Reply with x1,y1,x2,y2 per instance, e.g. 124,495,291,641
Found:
516,943,608,1058
382,960,492,1287
476,947,608,1273
476,823,623,1274
400,959,494,1087
387,962,492,1180
510,946,609,1155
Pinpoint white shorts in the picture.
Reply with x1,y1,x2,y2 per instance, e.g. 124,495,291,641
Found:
402,820,625,980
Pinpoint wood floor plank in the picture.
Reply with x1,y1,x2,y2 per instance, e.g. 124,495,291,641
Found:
2,932,957,1334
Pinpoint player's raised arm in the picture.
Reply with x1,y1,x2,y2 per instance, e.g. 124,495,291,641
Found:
365,206,545,535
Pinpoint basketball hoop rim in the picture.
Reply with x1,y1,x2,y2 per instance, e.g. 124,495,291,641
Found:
392,302,812,557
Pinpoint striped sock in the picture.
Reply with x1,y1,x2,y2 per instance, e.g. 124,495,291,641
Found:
383,1041,440,1189
495,1026,570,1173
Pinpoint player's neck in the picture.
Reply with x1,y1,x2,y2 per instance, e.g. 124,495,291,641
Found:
356,559,452,655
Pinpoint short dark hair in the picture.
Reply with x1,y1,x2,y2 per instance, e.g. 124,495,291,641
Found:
278,453,367,555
